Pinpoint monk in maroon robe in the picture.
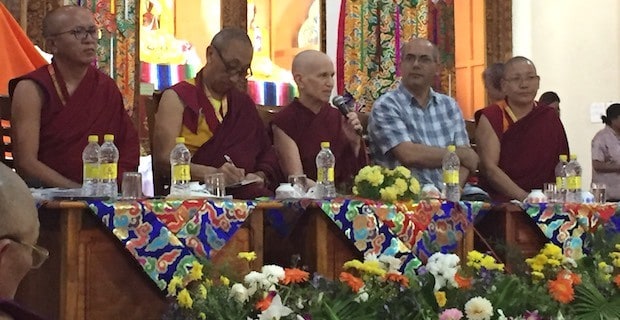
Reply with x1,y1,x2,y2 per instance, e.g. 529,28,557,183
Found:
475,57,569,202
272,50,366,192
153,28,280,199
9,6,139,188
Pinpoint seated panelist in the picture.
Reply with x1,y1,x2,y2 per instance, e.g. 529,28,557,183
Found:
153,27,281,199
475,56,569,202
9,5,139,188
271,50,367,191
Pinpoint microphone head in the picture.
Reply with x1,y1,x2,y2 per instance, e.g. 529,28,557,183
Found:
332,95,346,107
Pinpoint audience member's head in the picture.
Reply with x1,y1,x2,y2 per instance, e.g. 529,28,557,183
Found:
205,27,253,97
400,38,440,94
0,164,45,299
602,103,620,128
539,91,561,114
42,6,98,66
482,62,504,102
501,56,539,107
292,50,335,105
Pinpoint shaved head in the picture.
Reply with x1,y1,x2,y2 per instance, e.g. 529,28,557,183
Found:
0,164,38,239
292,50,332,76
43,5,92,37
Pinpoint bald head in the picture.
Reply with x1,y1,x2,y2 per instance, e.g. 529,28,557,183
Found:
401,38,440,63
43,5,92,38
504,56,537,74
0,164,38,238
292,50,332,76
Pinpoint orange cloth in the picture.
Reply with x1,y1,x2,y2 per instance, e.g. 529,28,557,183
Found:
0,3,47,95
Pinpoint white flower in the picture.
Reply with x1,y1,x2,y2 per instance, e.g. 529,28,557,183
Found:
497,309,507,320
244,271,269,294
364,253,379,263
354,286,369,303
426,252,460,291
257,294,293,320
261,265,286,283
464,296,493,320
229,283,249,303
378,255,403,273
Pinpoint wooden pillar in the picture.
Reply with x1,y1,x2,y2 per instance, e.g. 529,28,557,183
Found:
221,0,247,29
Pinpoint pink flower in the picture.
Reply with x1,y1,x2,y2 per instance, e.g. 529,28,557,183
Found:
439,308,464,320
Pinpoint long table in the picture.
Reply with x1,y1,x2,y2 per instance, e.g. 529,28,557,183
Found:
15,198,484,320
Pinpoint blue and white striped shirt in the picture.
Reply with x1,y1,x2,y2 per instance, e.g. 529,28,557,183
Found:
368,84,470,188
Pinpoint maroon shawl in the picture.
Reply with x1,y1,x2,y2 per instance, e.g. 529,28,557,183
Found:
272,98,367,189
0,299,46,320
9,61,139,185
475,103,569,202
169,77,281,199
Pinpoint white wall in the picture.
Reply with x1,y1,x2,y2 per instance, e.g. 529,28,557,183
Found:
513,0,620,188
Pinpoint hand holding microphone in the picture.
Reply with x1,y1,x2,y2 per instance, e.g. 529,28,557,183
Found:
332,95,363,135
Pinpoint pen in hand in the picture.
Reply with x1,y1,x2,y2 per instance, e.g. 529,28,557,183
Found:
224,154,235,167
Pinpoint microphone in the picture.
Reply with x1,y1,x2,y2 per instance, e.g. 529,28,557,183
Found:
332,95,362,135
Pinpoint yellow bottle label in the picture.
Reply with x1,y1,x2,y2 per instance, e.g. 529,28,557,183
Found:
83,163,99,180
566,176,581,190
328,168,334,182
172,164,191,181
317,168,334,182
100,163,117,180
556,177,566,190
443,170,459,184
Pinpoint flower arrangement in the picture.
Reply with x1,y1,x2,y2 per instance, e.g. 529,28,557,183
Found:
352,165,420,203
163,228,620,320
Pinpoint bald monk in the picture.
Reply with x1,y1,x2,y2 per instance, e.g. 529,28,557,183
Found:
0,164,47,320
271,50,367,191
9,5,139,188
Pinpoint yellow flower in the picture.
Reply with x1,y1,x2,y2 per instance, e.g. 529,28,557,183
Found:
238,251,257,261
394,178,408,195
177,288,193,309
542,244,563,259
367,170,385,187
380,186,398,202
220,275,230,287
199,313,206,320
435,291,447,307
394,166,411,177
197,284,207,299
547,258,561,267
612,258,620,268
409,178,420,194
359,260,387,277
529,263,544,272
343,259,364,270
352,186,359,195
531,271,545,280
203,278,213,287
188,261,204,282
167,276,183,296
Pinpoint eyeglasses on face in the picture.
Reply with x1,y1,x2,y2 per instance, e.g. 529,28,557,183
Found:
1,236,49,269
212,46,253,79
50,26,101,40
503,75,540,85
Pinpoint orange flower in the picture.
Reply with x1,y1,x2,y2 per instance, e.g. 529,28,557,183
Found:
548,278,575,303
454,273,473,289
282,268,310,285
556,269,581,285
339,271,364,293
255,292,274,311
614,274,620,288
384,273,410,288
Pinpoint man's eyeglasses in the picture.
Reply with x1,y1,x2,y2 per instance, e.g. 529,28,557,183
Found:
50,26,101,40
503,75,540,85
212,46,253,79
1,236,49,269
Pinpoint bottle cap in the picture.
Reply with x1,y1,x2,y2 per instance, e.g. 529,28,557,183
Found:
569,154,577,160
104,134,114,142
320,141,330,148
447,145,456,152
559,154,568,162
88,135,98,143
175,137,185,144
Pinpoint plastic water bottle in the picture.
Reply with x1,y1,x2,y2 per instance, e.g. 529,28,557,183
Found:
81,135,100,196
99,134,119,199
169,137,191,196
554,154,568,202
315,141,336,198
565,154,582,203
442,145,460,202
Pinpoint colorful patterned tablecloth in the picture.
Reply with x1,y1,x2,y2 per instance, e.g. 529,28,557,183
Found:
85,198,483,294
525,202,620,258
88,198,255,294
269,199,486,274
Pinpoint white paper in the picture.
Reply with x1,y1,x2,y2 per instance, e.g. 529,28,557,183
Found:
590,102,607,123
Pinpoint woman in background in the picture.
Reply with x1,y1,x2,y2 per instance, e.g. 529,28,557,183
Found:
591,103,620,201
